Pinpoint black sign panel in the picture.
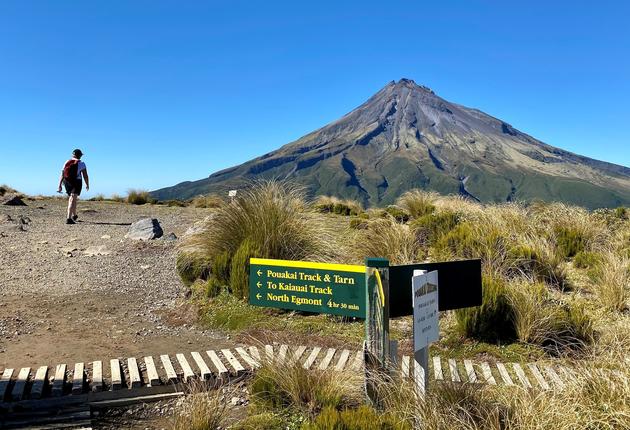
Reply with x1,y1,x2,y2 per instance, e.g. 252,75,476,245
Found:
389,259,481,317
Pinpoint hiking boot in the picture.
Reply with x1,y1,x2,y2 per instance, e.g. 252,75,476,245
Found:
66,218,76,224
72,214,78,221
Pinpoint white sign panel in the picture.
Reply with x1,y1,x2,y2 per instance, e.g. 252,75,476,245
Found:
228,190,237,197
412,270,439,352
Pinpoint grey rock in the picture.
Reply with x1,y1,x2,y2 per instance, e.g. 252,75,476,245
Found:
125,218,163,240
162,232,178,241
1,194,27,206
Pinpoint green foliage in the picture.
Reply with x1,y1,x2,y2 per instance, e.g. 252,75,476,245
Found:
126,189,157,205
396,189,437,219
555,226,585,258
232,413,285,430
176,252,213,286
573,251,601,269
614,206,628,220
455,274,516,343
303,406,410,430
383,206,410,223
190,194,224,208
410,210,459,246
190,278,223,299
229,238,260,300
353,218,421,265
543,302,596,353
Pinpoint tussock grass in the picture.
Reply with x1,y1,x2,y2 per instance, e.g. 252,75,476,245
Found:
594,251,630,312
0,184,17,196
396,189,438,218
170,383,232,430
314,195,363,216
352,217,422,264
126,189,157,205
190,194,224,208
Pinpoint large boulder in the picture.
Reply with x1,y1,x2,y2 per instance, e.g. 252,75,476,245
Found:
125,218,163,240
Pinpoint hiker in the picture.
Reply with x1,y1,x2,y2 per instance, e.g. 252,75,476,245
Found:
57,149,89,224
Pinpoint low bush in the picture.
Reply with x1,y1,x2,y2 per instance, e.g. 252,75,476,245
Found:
383,206,410,223
89,194,105,201
353,217,422,265
232,412,285,430
176,252,213,286
190,194,224,208
126,189,157,205
314,196,362,216
396,189,437,218
109,193,125,202
250,361,362,419
455,274,516,343
555,226,586,258
159,199,188,207
303,405,410,430
614,206,628,220
573,251,601,269
410,210,459,247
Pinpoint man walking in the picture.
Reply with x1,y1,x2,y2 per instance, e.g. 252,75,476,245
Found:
58,149,89,224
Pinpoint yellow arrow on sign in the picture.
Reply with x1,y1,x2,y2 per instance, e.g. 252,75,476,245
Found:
256,282,262,288
257,270,262,276
256,293,262,300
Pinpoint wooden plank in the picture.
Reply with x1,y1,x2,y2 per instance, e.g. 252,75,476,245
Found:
512,363,532,388
52,364,66,397
72,362,85,395
527,363,550,390
159,355,178,383
464,360,477,383
12,367,30,401
144,356,160,386
544,366,565,389
127,358,142,389
278,344,288,363
236,347,259,369
222,349,245,375
496,362,514,386
413,359,425,398
110,359,122,390
206,350,229,380
191,352,212,380
401,355,410,378
334,350,351,371
303,347,321,369
265,345,274,362
91,361,103,392
319,348,336,370
0,368,14,401
290,345,307,365
351,350,363,371
433,356,444,381
249,346,261,363
448,359,461,383
30,366,48,400
480,362,496,385
176,353,196,381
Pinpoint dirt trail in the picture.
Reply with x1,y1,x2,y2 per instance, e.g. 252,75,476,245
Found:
0,198,231,370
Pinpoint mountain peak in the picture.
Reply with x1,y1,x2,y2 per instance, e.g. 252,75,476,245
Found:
153,80,630,209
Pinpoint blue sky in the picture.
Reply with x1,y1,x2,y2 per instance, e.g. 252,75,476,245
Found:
1,1,629,196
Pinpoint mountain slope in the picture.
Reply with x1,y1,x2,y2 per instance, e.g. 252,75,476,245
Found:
153,79,630,209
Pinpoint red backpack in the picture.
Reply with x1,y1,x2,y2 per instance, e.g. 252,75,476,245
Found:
63,159,80,181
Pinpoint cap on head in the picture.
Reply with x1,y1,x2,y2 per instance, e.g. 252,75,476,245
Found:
72,149,83,158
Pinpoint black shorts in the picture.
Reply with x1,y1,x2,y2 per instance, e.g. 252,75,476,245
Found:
64,179,82,196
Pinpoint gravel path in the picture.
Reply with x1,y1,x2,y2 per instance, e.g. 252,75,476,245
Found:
0,198,231,370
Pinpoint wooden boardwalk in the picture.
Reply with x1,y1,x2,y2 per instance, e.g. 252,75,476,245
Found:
0,345,578,428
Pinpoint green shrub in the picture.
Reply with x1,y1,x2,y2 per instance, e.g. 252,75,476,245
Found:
573,251,601,269
411,210,459,246
396,189,437,219
544,302,595,353
303,405,410,430
614,206,628,220
455,274,516,343
555,227,585,258
191,194,224,208
176,252,213,286
314,196,362,216
232,412,285,430
506,241,568,289
229,238,260,300
126,189,157,205
383,206,410,223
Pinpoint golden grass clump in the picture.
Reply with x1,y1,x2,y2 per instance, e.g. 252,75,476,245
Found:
395,189,439,218
126,189,157,205
170,385,231,430
180,180,341,299
0,184,18,196
353,216,422,265
314,195,363,216
594,251,630,312
190,194,225,208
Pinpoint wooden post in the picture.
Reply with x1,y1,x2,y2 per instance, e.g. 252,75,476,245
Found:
364,257,390,408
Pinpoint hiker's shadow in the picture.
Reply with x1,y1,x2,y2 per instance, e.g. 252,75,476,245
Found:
77,221,132,226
